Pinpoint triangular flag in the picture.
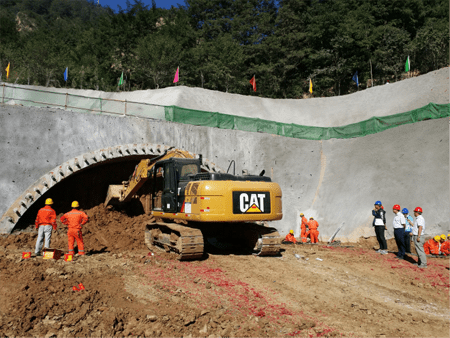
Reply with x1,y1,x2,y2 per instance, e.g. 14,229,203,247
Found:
118,72,124,86
249,75,256,92
173,67,179,83
5,62,10,79
352,71,359,87
309,78,313,94
64,67,68,82
405,56,410,72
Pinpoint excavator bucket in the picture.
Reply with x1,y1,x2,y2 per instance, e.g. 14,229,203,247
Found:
105,185,123,206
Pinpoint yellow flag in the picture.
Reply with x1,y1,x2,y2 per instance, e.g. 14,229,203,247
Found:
5,62,10,79
309,78,313,94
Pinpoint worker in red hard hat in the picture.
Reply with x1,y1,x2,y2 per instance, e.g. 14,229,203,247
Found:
308,217,319,244
411,207,426,268
438,235,449,256
60,201,88,256
34,198,57,256
284,230,297,244
300,213,309,243
392,205,406,259
424,236,440,255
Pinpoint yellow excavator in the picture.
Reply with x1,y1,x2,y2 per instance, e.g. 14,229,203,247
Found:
105,149,282,260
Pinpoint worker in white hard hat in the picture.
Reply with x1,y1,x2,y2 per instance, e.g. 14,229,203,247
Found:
60,201,88,256
34,198,57,256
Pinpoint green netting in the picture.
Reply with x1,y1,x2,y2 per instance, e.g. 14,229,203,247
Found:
2,84,448,140
165,102,450,140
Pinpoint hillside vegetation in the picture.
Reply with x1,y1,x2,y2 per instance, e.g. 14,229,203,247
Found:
0,0,448,98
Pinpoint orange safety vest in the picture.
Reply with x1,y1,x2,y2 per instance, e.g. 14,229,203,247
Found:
60,209,88,230
440,241,450,256
308,220,319,231
423,239,439,255
301,216,309,231
284,233,297,244
35,205,57,229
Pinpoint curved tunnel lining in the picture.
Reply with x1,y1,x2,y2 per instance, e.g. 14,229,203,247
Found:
0,143,222,234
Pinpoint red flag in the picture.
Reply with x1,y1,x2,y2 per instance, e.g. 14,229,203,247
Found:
249,75,256,92
173,67,179,83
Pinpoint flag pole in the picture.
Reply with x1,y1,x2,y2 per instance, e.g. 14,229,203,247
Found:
370,59,373,87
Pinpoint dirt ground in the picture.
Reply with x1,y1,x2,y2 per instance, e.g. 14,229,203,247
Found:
0,205,449,338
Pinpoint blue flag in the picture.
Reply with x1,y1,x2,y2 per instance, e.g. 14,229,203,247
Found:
352,71,359,87
64,67,68,82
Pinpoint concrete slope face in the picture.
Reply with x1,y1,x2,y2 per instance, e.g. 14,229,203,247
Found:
4,68,448,127
0,68,449,240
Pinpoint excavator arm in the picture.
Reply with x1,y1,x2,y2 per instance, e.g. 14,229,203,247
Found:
105,149,194,206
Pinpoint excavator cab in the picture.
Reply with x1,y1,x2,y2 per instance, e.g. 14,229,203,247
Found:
151,158,201,213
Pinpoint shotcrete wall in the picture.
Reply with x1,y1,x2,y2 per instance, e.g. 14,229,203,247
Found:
1,104,449,240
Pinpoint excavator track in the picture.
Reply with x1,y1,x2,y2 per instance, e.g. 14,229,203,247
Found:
145,221,204,260
145,221,280,259
244,223,281,256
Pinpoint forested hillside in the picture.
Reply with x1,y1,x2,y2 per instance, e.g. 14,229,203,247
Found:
0,0,448,98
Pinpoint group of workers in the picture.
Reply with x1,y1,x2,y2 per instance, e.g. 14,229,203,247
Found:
424,234,450,256
34,198,88,257
284,213,319,244
372,201,449,269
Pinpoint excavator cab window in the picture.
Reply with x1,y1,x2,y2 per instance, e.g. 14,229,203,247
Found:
180,164,198,177
161,162,177,212
152,159,200,213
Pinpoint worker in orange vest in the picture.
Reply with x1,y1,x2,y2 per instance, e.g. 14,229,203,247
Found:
34,198,57,256
439,234,449,256
60,201,88,256
300,213,309,243
284,230,297,244
423,236,440,255
308,217,319,244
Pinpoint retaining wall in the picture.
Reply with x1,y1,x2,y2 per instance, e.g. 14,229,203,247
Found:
1,104,448,240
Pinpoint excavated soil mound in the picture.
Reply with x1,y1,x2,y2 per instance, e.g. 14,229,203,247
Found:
0,205,449,337
0,204,154,254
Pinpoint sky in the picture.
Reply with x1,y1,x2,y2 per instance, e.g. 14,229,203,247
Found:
98,0,185,11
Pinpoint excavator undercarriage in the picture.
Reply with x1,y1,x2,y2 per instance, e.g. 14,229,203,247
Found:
144,220,281,260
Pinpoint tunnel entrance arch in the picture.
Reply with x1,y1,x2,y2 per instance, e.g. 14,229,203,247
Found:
0,144,222,234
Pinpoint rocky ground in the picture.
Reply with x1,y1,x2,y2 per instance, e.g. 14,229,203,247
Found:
0,205,448,337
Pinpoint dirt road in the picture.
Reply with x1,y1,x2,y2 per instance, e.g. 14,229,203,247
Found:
0,205,448,337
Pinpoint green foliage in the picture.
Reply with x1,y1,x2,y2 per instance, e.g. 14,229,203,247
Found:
0,0,448,97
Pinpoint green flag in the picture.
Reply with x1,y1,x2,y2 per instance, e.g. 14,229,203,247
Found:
405,56,410,72
118,72,124,86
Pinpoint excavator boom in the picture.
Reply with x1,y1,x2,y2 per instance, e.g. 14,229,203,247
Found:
105,149,194,206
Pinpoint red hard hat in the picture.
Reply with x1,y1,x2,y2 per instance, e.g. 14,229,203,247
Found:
393,204,400,211
414,207,423,213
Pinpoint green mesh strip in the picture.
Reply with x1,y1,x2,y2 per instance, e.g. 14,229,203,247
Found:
165,103,450,140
